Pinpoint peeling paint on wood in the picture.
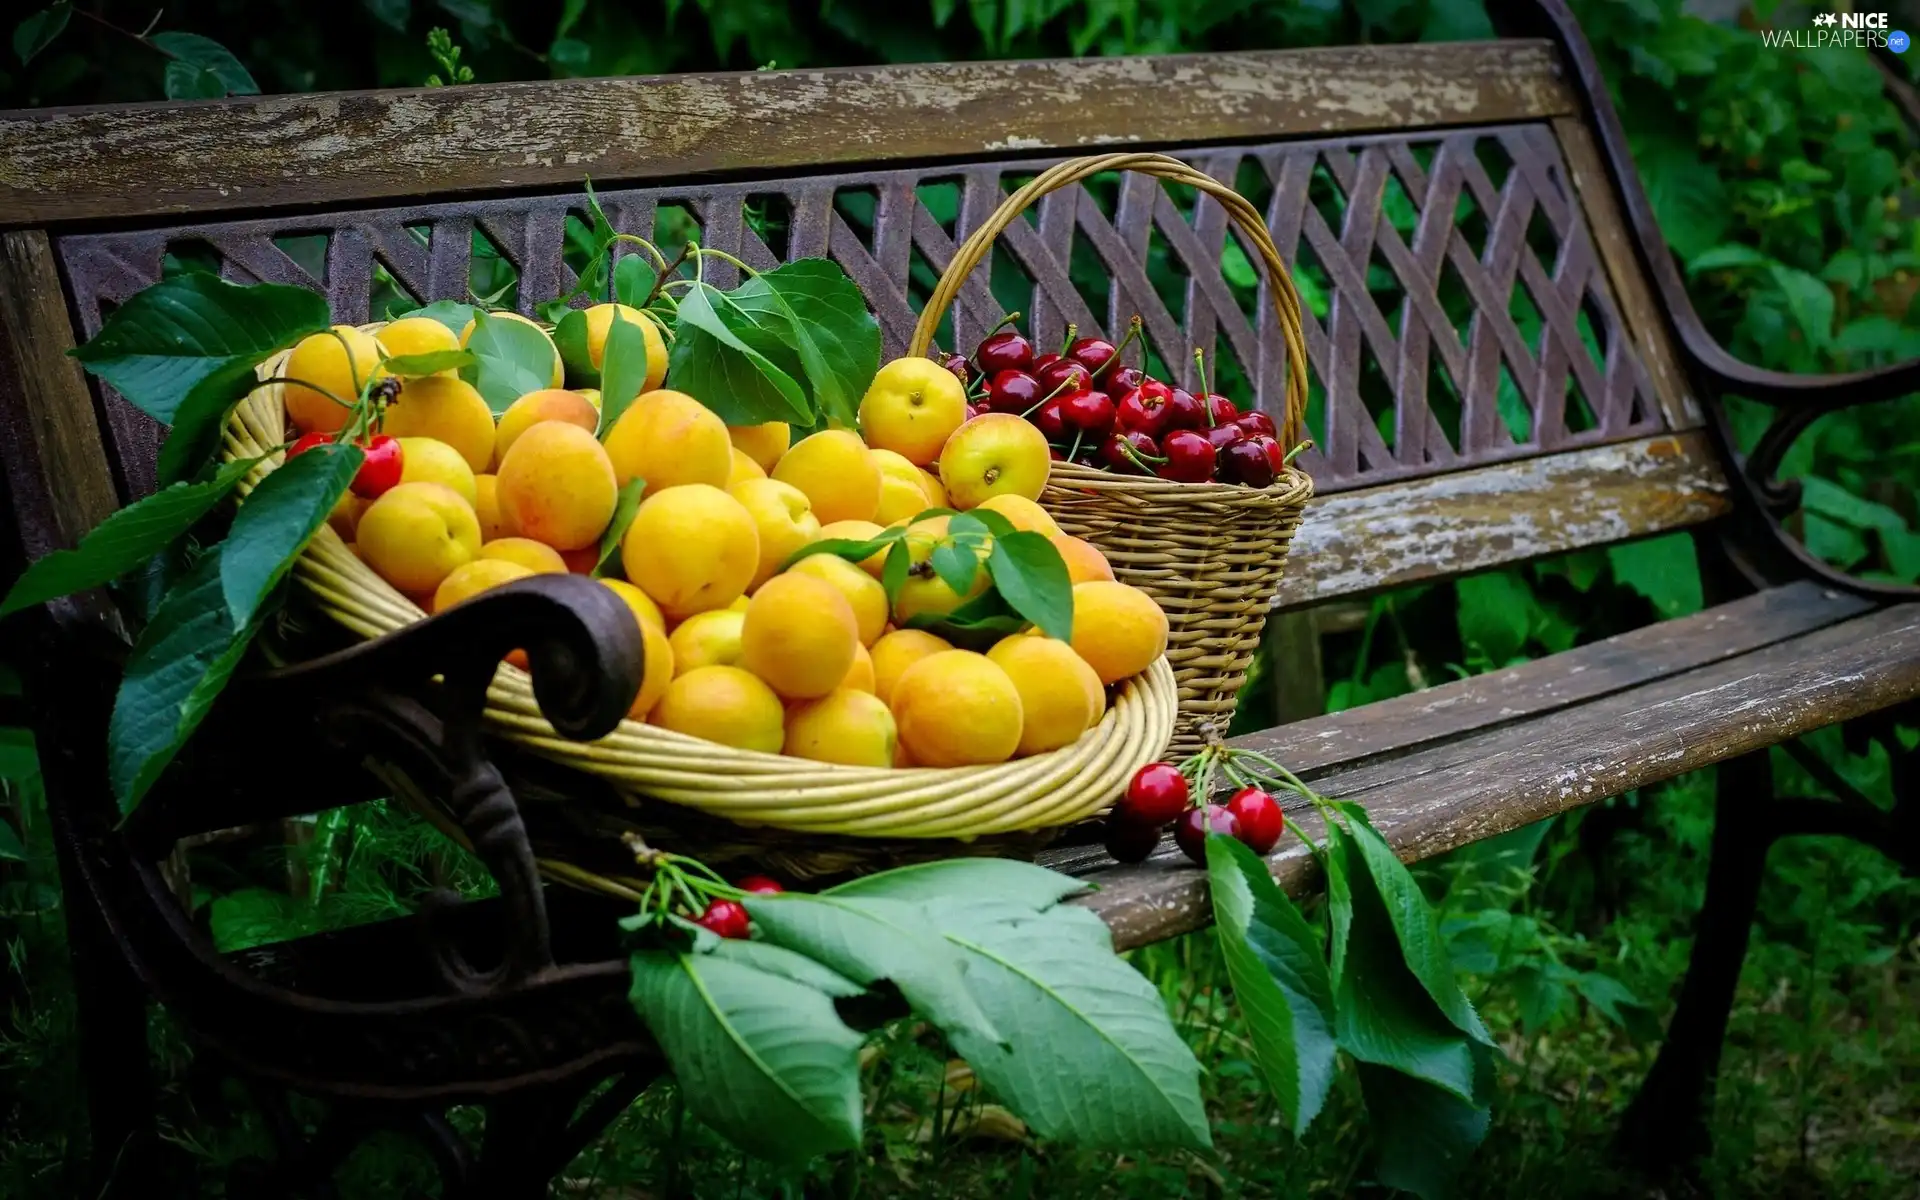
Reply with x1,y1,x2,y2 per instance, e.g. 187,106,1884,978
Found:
1274,431,1731,607
0,42,1574,227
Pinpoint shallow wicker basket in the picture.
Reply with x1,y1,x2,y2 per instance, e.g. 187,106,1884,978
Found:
909,153,1313,756
223,326,1176,887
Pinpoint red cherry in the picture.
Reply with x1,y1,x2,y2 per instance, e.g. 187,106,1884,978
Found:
987,369,1043,415
1099,430,1158,474
1163,388,1206,431
287,431,331,458
1255,434,1285,473
694,899,751,939
1068,336,1118,376
1220,438,1276,488
1173,804,1241,866
351,434,404,499
1226,787,1285,854
1236,411,1277,439
1115,381,1174,438
1035,357,1092,397
1049,447,1066,461
737,875,785,895
1109,365,1146,392
1159,429,1216,483
1059,390,1116,438
1121,762,1190,825
941,353,972,387
975,330,1033,375
1104,816,1162,864
965,403,984,421
1033,398,1067,441
1203,422,1246,454
1203,393,1239,427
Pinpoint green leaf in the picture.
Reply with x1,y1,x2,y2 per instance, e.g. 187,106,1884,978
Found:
379,349,473,378
921,898,1211,1150
668,282,811,426
987,530,1073,642
728,260,882,430
703,937,866,997
614,255,658,309
1358,1051,1492,1200
1638,137,1727,259
743,893,1003,1048
219,443,363,626
70,274,329,429
1798,477,1908,533
362,0,411,33
1686,243,1773,273
930,536,982,596
0,456,259,618
1207,834,1336,1136
460,310,556,414
1768,264,1834,349
881,538,911,603
597,309,653,435
400,299,477,336
1325,822,1477,1101
150,32,259,97
108,550,262,812
1455,570,1532,661
553,308,597,388
164,60,227,99
1803,512,1868,568
1607,533,1702,618
825,857,1089,909
13,3,70,65
628,948,864,1164
781,528,907,575
0,818,25,863
593,479,645,578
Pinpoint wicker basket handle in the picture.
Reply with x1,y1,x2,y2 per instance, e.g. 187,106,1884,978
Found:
907,152,1310,451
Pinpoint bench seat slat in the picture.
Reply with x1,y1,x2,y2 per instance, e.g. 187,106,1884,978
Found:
1064,594,1920,950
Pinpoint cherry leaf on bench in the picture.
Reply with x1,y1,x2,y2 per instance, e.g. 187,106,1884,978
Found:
218,442,363,628
1206,833,1336,1136
1356,1047,1493,1200
627,947,864,1165
0,455,260,619
668,282,811,426
459,310,559,415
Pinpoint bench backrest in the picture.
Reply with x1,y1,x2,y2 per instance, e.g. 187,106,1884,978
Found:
0,13,1730,618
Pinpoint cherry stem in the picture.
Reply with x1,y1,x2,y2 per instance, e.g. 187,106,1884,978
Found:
1059,323,1078,357
643,243,693,308
1283,439,1312,465
1196,348,1217,427
1095,315,1145,380
1066,428,1084,461
1117,439,1166,469
988,311,1023,337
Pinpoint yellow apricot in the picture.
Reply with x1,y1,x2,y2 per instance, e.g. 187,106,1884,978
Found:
786,553,888,647
819,519,889,577
479,537,567,575
784,689,898,767
649,665,785,754
460,311,563,388
432,558,533,614
869,628,953,708
626,617,675,721
727,447,766,487
918,467,948,509
495,422,619,551
602,389,731,495
740,573,860,700
841,641,875,693
772,430,881,524
576,388,602,411
356,482,482,595
1050,533,1114,584
621,484,759,619
858,356,968,466
977,494,1061,537
495,389,598,465
938,413,1051,509
384,375,496,473
729,478,821,590
583,303,668,391
729,422,791,473
601,577,666,635
327,492,365,541
728,594,752,613
889,650,1023,767
668,609,746,675
285,326,382,434
473,475,505,541
891,517,990,625
397,436,478,505
870,448,933,525
988,634,1102,756
1068,581,1169,684
375,315,461,370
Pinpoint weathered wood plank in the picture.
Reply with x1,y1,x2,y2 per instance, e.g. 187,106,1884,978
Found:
0,229,121,561
1274,431,1731,608
1075,599,1920,950
0,43,1574,228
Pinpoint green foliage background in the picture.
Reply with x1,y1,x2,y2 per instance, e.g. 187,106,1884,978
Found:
3,0,1919,1196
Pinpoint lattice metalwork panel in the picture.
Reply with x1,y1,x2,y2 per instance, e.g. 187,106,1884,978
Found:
60,124,1664,501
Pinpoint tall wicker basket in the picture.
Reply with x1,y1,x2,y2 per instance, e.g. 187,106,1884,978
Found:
910,153,1313,755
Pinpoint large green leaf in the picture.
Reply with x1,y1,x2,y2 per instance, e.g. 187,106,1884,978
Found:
597,309,653,435
667,282,811,426
1207,834,1336,1136
1325,822,1478,1101
1768,264,1835,350
0,817,26,863
218,443,363,626
553,308,597,388
107,550,262,812
922,897,1211,1150
824,857,1089,909
400,299,477,336
728,260,881,430
987,530,1073,642
150,31,259,97
702,937,866,997
0,456,259,618
69,274,328,429
614,254,657,309
743,893,1003,1047
1357,1048,1493,1200
460,311,558,414
627,948,864,1164
13,3,70,65
1607,533,1702,618
1454,570,1533,662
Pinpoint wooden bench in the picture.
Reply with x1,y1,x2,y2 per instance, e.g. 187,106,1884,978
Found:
2,0,1916,1193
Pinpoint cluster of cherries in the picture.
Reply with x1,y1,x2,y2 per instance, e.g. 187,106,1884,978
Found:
1105,761,1285,866
288,429,405,499
942,318,1287,487
690,874,785,939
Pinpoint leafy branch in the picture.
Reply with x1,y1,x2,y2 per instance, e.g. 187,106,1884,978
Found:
13,3,260,99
